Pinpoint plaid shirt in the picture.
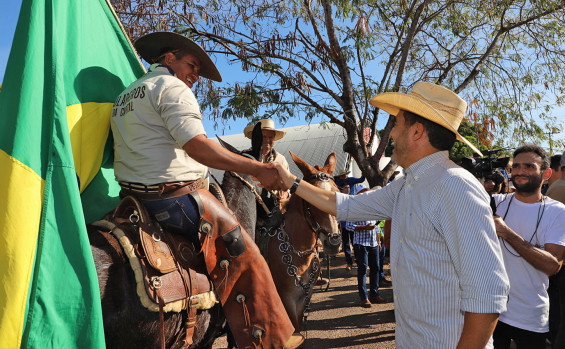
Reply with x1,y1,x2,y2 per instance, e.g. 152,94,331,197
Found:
346,220,380,247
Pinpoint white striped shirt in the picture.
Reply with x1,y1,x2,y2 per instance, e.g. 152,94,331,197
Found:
337,151,509,349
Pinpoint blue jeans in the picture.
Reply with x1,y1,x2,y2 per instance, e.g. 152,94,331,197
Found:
379,244,386,281
353,244,380,300
341,227,354,266
141,194,201,247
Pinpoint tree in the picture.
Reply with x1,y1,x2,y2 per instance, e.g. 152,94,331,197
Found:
449,120,488,165
111,0,565,187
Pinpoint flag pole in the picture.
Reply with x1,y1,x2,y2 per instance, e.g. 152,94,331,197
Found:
104,0,146,72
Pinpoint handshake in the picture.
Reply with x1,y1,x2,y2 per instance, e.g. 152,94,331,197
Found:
253,162,296,192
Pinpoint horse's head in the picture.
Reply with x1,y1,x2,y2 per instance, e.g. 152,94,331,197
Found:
217,122,263,161
290,151,341,256
216,123,263,238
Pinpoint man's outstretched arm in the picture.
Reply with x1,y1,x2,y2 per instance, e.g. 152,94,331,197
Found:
271,162,338,216
183,134,283,191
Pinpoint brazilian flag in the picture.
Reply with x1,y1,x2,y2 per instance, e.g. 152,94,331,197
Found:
0,0,145,347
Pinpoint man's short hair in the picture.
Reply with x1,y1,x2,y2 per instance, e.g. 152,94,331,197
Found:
155,49,189,63
402,110,456,151
550,154,562,171
513,144,550,170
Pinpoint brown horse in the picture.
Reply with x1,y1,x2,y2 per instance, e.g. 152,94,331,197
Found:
265,151,341,330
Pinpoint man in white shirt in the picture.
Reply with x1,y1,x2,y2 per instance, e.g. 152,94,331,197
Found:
271,82,510,348
244,119,289,214
493,145,565,348
244,118,289,169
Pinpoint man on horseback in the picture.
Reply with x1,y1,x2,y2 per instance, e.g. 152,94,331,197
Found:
110,31,303,349
244,119,289,233
244,118,289,169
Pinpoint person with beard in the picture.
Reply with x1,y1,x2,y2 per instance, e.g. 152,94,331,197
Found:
270,82,510,348
492,144,565,349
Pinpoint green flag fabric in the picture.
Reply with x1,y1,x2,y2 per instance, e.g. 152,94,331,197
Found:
0,0,144,347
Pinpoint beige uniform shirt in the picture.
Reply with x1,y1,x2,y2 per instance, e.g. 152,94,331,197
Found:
111,64,207,185
547,178,565,204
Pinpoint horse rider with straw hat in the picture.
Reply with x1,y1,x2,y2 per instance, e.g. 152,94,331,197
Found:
111,31,303,349
244,118,289,169
244,119,291,222
270,82,509,348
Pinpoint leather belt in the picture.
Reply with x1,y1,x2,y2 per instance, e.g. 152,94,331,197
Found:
119,179,203,201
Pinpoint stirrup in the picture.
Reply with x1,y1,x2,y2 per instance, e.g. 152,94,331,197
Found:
283,333,304,349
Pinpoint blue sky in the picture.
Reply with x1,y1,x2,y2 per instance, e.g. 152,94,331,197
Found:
0,1,21,84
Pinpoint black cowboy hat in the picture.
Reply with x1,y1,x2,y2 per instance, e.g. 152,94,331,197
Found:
134,32,222,82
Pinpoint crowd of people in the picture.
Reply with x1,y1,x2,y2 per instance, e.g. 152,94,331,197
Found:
111,29,565,348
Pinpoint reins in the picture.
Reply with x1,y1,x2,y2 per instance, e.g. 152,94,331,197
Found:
228,171,271,215
271,222,320,313
274,171,339,317
208,168,271,215
302,173,341,246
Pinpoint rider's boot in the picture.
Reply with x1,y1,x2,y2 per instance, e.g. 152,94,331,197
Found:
190,189,297,348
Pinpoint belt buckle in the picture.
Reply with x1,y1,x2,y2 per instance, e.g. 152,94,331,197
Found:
188,295,200,308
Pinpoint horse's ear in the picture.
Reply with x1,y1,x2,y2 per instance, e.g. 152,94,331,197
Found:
216,136,241,155
322,152,337,175
249,123,263,161
290,151,316,176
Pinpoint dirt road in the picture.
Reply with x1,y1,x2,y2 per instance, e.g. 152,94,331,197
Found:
213,253,396,348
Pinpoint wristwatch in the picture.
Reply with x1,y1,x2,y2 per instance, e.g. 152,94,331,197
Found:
289,177,302,194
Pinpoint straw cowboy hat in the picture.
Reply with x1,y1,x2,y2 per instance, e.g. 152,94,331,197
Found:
134,32,222,82
369,82,482,156
243,119,286,140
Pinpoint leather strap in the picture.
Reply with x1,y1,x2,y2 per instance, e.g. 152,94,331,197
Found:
120,179,203,201
156,288,166,349
183,267,199,346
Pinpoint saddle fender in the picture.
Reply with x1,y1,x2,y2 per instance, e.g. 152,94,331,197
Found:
189,189,295,349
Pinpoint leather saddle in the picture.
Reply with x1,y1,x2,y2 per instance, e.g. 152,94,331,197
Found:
103,195,215,309
92,195,217,349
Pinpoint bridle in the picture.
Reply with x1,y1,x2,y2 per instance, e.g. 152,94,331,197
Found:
271,171,340,319
302,172,341,247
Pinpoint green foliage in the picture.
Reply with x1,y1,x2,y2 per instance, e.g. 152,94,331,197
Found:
377,129,394,157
